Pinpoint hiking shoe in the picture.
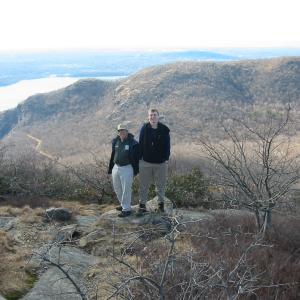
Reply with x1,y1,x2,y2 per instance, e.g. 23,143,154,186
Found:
118,211,132,218
158,202,165,213
115,206,122,211
136,204,148,217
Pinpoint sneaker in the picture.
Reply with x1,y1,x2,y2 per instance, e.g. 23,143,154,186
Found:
118,210,132,218
136,204,148,217
158,202,165,213
115,206,122,211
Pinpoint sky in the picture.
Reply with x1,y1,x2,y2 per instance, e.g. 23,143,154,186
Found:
0,0,300,52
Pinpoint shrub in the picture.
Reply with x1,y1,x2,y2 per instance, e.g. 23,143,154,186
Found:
0,175,10,194
166,167,212,208
1,152,114,204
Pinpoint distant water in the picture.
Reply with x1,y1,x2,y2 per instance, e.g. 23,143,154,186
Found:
0,76,124,112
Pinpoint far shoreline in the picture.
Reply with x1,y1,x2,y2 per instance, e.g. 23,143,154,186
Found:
0,75,127,112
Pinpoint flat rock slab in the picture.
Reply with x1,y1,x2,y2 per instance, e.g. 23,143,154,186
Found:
22,266,83,300
99,209,171,230
173,209,214,222
23,246,100,300
98,197,213,229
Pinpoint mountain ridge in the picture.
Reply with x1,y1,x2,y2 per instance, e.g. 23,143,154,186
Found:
1,56,300,159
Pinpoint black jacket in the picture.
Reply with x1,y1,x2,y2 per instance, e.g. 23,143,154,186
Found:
139,122,170,164
108,133,139,176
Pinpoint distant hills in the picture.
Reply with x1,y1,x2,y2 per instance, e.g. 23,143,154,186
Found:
1,49,300,87
1,57,300,160
0,50,234,87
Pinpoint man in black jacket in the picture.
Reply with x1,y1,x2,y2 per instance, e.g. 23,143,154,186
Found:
138,109,170,214
108,124,139,217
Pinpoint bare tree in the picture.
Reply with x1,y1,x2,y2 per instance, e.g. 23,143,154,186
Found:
0,143,10,198
106,221,177,300
199,106,300,232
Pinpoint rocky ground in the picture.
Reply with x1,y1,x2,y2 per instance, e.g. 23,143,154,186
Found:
0,197,253,300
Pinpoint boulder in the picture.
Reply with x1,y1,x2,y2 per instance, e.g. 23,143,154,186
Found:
43,208,72,222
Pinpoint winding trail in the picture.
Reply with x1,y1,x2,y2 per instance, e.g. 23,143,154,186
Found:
26,134,56,160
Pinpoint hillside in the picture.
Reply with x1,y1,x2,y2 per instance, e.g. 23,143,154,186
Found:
1,57,300,160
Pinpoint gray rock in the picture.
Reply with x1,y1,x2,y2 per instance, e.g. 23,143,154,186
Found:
147,197,215,224
79,229,107,247
173,209,214,222
0,217,16,231
99,200,173,235
0,294,6,300
23,246,100,300
23,266,83,300
75,215,99,233
97,196,212,229
44,208,72,222
145,196,174,214
54,224,80,243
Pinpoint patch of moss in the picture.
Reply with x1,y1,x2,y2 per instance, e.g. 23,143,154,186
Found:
4,273,38,300
4,291,25,300
25,273,38,286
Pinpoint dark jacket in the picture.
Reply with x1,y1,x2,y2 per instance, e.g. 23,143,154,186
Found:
139,122,170,164
108,133,139,176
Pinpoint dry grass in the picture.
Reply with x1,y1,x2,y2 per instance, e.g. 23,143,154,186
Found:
0,206,22,216
0,229,15,252
0,204,44,222
18,206,44,224
0,230,35,297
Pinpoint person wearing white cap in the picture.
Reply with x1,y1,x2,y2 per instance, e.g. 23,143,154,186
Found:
108,124,139,217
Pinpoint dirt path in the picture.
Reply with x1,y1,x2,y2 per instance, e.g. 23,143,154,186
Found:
26,134,55,160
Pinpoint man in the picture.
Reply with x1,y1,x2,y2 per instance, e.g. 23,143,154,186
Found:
108,124,139,217
138,108,170,214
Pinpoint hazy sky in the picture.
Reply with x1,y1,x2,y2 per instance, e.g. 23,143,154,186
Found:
0,0,299,52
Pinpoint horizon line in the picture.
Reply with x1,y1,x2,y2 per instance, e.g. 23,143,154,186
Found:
1,46,300,54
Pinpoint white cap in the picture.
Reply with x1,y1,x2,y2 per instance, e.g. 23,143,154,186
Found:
117,123,128,131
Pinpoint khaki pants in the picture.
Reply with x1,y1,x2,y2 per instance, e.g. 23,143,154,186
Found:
139,160,168,204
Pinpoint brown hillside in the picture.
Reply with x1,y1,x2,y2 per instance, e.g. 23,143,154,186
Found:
1,57,300,160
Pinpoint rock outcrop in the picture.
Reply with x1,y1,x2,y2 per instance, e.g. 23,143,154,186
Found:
23,246,100,300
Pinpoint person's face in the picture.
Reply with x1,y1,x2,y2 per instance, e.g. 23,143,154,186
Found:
148,111,159,126
118,129,128,141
